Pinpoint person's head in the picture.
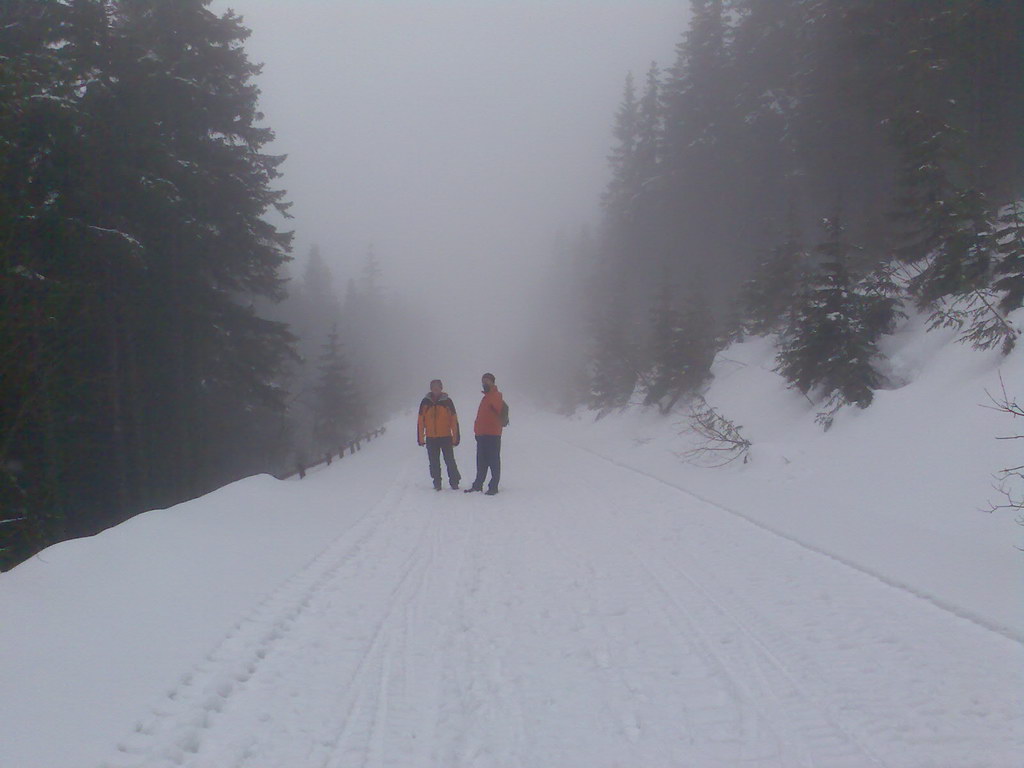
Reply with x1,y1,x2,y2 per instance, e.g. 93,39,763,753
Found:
481,372,495,392
430,379,443,395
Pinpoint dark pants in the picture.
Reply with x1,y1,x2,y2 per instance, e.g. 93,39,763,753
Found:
426,437,460,486
472,434,501,491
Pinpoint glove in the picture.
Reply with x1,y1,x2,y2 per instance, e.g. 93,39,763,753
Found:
417,440,424,446
453,439,460,447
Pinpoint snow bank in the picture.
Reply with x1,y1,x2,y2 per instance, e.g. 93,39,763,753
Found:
0,444,397,768
550,310,1024,640
1,311,1021,767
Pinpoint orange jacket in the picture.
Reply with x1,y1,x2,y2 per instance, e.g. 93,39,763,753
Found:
474,387,504,436
417,393,460,444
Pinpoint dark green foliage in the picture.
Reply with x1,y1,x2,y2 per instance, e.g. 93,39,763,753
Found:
0,1,295,569
570,0,1022,418
891,115,1018,353
994,200,1024,315
890,108,995,305
602,73,639,226
776,217,904,425
643,281,717,412
588,301,641,413
741,231,807,335
634,63,663,202
952,291,1020,355
856,261,907,343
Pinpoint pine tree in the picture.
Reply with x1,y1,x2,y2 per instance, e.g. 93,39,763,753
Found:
291,245,341,363
599,73,650,323
677,288,718,393
742,222,807,335
790,0,897,229
302,246,336,305
335,247,418,425
661,0,729,185
993,199,1024,315
567,0,1023,425
628,61,666,305
1,1,297,567
662,0,728,157
635,63,663,197
856,260,906,346
728,0,804,227
644,280,716,412
890,106,993,303
887,100,1021,352
0,0,108,564
587,71,658,407
643,280,683,408
359,244,385,304
122,0,292,499
603,72,639,226
890,102,1020,352
312,325,359,451
588,296,640,413
776,216,899,425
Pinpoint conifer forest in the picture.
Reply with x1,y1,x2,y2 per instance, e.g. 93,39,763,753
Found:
2,0,1022,569
0,1,420,568
541,0,1023,422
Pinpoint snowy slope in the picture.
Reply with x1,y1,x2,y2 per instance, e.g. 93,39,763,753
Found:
551,310,1024,642
0,316,1022,767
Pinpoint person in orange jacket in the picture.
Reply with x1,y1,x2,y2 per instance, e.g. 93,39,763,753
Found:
465,372,503,495
417,379,461,490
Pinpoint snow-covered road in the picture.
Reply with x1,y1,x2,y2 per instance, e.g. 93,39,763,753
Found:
95,420,1022,768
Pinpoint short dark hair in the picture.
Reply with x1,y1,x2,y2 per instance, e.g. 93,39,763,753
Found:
430,379,443,388
482,372,495,382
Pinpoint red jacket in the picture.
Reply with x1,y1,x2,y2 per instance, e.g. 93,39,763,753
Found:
474,387,504,436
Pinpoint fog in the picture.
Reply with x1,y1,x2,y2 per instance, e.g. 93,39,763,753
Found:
210,0,687,401
6,0,1018,570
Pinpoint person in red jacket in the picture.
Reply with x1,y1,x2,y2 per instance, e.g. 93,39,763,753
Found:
465,372,503,495
417,379,461,490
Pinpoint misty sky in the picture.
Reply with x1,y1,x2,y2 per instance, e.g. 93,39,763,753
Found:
209,0,688,390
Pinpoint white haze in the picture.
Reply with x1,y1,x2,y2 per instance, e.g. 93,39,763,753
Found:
210,0,687,402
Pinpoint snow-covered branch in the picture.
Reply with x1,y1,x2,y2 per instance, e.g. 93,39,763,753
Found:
85,225,143,249
985,374,1024,524
679,397,751,468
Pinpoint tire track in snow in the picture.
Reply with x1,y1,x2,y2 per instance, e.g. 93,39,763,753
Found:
149,466,479,768
436,504,533,767
547,430,1022,765
98,422,1022,766
98,465,421,768
220,475,462,768
318,495,443,768
538,468,885,767
557,435,1024,646
624,545,888,767
523,485,712,757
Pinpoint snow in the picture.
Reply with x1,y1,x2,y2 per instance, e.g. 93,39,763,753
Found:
553,310,1024,643
86,225,143,249
1,316,1022,767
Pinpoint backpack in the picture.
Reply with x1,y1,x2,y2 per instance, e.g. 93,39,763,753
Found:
500,400,510,427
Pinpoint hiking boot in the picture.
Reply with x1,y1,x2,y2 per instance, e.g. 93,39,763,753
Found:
433,479,442,491
450,482,460,490
464,486,482,493
484,488,499,496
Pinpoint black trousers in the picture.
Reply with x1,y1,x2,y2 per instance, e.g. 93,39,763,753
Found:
472,434,501,491
426,437,460,486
